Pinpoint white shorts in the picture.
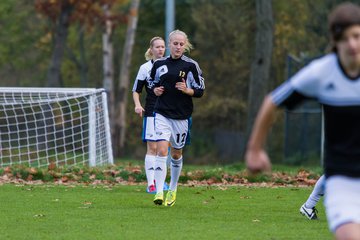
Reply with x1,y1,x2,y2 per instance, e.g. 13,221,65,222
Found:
142,116,156,142
324,175,360,232
154,113,189,149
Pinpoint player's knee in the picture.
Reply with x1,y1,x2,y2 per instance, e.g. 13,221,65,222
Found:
335,223,360,240
171,153,182,160
156,148,168,157
147,144,157,155
147,149,156,156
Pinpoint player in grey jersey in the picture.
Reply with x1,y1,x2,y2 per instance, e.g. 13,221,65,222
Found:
150,30,205,207
245,3,360,240
132,37,167,194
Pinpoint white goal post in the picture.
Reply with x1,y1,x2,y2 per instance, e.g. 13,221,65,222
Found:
0,87,113,167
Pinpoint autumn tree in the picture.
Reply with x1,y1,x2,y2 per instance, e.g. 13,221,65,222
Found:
245,0,273,155
0,1,47,86
35,0,127,87
190,0,255,131
114,0,140,157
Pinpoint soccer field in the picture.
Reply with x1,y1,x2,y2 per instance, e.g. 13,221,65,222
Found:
0,184,331,240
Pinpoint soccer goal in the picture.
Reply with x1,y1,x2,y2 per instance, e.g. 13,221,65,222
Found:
0,87,113,168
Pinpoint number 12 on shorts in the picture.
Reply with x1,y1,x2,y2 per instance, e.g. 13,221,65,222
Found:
176,133,187,143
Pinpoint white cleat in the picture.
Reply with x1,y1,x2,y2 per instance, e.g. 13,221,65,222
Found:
300,203,318,220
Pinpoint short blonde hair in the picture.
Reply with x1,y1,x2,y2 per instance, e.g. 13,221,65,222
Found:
169,29,193,53
144,36,164,61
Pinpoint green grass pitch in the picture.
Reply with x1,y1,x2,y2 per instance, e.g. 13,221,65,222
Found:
0,184,331,239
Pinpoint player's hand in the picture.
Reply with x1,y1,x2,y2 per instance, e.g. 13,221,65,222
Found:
154,86,164,96
175,79,188,93
245,148,271,174
134,106,144,117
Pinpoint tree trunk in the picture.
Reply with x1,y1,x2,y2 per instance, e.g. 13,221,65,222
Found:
102,4,116,149
66,24,88,87
47,2,73,87
114,0,140,157
78,25,88,87
245,0,273,150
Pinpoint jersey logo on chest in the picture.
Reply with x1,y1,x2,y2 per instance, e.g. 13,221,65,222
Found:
325,82,335,91
158,65,168,77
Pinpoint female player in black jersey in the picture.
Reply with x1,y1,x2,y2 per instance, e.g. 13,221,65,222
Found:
150,30,205,206
245,3,360,239
132,36,167,194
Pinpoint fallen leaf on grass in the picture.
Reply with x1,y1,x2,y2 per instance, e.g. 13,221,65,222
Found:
240,196,251,199
203,196,215,204
103,186,113,191
79,201,92,209
217,186,228,191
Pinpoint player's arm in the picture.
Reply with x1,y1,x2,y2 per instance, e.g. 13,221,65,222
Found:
154,86,164,96
150,62,164,96
132,66,146,117
245,95,277,174
132,91,144,117
176,79,195,96
245,86,306,174
176,62,205,97
246,58,321,174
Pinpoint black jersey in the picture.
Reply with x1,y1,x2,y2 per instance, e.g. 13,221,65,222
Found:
150,55,205,119
132,60,157,117
271,53,360,178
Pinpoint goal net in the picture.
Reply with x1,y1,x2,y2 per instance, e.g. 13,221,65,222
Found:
0,87,113,168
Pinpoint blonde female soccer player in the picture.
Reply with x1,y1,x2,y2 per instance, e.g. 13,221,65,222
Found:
150,30,205,206
132,36,168,194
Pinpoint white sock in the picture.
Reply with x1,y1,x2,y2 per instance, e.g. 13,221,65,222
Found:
170,157,183,191
144,154,156,187
305,175,325,208
154,156,167,194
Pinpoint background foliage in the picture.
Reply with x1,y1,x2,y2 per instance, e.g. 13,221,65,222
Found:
0,0,354,164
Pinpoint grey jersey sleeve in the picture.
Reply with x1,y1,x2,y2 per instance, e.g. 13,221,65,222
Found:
271,60,320,108
132,65,148,93
186,62,205,98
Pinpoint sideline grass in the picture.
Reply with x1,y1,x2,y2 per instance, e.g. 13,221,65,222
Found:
0,184,331,240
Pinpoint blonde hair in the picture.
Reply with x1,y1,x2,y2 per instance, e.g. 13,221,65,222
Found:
169,29,193,53
144,36,164,61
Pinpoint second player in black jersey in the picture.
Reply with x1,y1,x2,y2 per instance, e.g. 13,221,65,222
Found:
132,36,167,194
